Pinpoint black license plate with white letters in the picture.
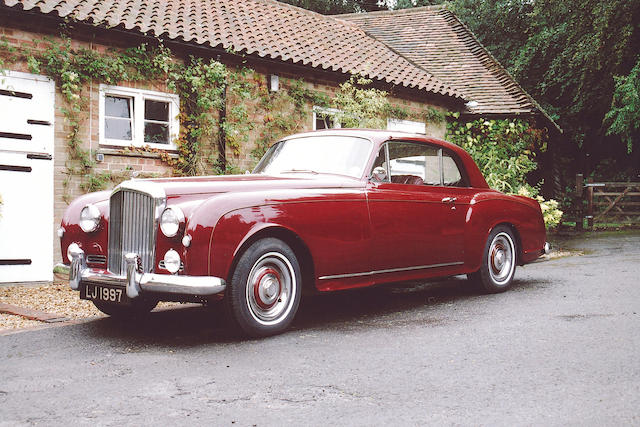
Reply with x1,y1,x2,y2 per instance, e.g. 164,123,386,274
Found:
81,284,130,305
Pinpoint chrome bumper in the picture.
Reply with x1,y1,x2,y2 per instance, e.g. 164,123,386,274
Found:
68,246,225,299
544,242,551,255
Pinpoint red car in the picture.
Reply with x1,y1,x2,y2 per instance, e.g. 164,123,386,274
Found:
60,129,549,337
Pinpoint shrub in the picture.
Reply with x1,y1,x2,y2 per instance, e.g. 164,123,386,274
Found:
447,117,563,229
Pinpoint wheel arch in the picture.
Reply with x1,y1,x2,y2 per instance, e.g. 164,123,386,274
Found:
228,226,317,295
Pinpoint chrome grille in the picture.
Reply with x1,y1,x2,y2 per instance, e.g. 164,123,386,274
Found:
108,188,160,275
86,255,107,265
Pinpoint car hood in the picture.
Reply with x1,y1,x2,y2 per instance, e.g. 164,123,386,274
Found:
141,173,364,200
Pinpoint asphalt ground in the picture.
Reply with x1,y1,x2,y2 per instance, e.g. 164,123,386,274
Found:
1,231,639,425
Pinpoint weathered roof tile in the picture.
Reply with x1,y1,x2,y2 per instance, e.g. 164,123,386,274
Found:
2,0,461,99
340,6,552,121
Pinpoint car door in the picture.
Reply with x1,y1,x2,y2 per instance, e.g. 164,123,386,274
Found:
366,141,466,276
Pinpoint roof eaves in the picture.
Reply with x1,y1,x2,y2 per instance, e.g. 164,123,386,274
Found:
438,8,561,132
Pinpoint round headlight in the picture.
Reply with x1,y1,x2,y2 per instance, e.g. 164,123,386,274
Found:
79,204,101,233
160,206,185,238
163,249,181,274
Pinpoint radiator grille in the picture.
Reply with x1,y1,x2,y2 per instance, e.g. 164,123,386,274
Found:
108,189,159,275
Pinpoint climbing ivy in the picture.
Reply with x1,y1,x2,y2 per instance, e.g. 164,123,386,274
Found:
0,31,449,196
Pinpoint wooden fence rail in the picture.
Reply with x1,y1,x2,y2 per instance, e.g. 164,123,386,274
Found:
576,175,640,228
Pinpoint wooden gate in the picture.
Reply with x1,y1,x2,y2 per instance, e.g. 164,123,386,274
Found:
585,181,640,226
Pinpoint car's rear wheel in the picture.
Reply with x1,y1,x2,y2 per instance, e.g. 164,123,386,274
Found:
226,238,302,337
92,297,158,318
468,225,517,293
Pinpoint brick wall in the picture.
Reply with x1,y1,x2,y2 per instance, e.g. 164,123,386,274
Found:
1,22,449,267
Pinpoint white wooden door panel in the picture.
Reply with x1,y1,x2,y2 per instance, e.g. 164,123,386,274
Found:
0,71,55,283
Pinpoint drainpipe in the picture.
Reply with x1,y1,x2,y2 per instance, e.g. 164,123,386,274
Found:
218,83,227,172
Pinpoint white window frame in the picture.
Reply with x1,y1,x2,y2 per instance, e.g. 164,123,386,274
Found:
386,118,426,134
99,84,179,150
312,106,343,130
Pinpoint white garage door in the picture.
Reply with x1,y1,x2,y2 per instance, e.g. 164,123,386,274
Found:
0,71,55,283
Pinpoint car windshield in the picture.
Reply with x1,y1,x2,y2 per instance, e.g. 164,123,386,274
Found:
253,135,373,178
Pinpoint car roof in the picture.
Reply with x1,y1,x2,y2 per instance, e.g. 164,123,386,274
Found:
282,128,427,143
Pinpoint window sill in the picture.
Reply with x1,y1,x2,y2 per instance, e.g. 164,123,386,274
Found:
97,146,179,160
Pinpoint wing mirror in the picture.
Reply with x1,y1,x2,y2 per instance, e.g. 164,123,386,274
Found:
370,166,387,182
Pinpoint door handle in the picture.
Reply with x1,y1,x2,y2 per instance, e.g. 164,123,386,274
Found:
441,197,457,203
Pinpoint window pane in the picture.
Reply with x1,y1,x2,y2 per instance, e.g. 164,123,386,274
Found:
370,147,388,182
443,152,464,186
388,142,439,185
105,96,131,118
144,122,169,144
105,118,132,140
315,114,329,130
254,136,372,178
145,100,169,122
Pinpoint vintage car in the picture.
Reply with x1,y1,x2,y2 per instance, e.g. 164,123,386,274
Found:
60,129,549,337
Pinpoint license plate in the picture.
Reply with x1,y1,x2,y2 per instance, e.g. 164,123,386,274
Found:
81,284,130,305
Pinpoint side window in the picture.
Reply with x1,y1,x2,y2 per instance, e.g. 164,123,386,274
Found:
388,142,438,186
442,151,468,187
369,142,469,187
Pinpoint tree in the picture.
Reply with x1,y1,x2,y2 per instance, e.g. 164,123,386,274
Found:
275,0,385,14
282,0,640,179
446,0,640,179
393,0,442,9
605,58,640,155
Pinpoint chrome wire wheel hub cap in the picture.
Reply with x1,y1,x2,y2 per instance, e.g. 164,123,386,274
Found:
489,233,514,284
246,252,295,325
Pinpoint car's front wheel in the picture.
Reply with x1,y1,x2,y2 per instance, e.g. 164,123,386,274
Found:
468,225,517,293
226,238,302,337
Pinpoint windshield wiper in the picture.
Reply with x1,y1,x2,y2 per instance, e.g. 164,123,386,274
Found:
279,169,319,174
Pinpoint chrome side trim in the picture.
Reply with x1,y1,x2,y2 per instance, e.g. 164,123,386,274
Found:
318,261,464,280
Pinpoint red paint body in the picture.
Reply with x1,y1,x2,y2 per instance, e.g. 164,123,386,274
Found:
60,130,546,296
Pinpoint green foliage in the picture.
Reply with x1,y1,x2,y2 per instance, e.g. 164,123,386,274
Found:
393,0,441,9
332,75,391,128
445,0,640,177
252,77,330,160
447,117,562,228
604,58,640,154
517,186,563,229
447,118,541,193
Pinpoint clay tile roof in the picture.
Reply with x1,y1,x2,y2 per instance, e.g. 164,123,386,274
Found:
339,6,558,127
2,0,462,100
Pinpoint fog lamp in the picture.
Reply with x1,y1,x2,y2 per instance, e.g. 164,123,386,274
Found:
163,249,181,274
67,242,81,264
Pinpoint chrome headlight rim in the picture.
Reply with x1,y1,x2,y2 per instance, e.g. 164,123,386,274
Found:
160,206,185,238
163,249,181,274
79,204,101,233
